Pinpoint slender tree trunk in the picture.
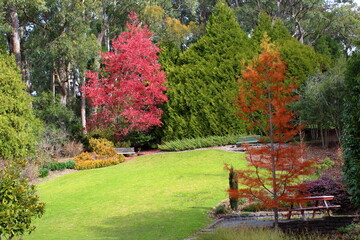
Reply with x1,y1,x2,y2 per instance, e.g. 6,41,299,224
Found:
54,66,69,105
51,70,56,99
268,86,278,228
81,76,87,134
9,6,21,68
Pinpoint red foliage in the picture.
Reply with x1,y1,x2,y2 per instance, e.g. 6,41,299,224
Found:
82,12,167,138
229,37,315,225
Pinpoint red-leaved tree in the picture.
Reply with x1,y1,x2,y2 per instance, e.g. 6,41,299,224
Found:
82,12,167,139
228,37,314,227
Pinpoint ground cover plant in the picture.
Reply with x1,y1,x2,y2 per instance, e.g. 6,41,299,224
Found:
24,150,246,240
196,227,327,240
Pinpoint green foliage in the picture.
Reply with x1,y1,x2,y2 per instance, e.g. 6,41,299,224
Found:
0,53,42,160
279,38,320,83
342,51,360,208
315,157,335,177
46,161,76,171
158,134,243,151
0,160,45,239
46,162,66,171
162,0,254,141
251,13,320,84
294,57,347,146
39,161,76,178
214,205,227,214
38,166,49,178
314,35,344,62
32,92,79,133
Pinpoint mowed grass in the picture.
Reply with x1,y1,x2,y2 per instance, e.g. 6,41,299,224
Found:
25,149,246,240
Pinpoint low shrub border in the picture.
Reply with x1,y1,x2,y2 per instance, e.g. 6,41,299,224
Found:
39,161,76,178
74,157,122,170
158,134,245,151
73,138,126,171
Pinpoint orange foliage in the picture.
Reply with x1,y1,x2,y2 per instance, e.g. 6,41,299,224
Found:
230,36,315,225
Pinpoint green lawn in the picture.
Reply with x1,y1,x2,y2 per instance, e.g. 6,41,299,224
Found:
25,149,246,240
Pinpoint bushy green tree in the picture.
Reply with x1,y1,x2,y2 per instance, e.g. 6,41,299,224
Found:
162,0,254,140
0,53,41,160
294,58,347,147
0,160,45,240
251,12,321,84
343,51,360,208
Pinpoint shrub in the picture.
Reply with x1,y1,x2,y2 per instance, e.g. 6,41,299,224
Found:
61,140,84,157
45,161,76,171
0,160,45,239
158,134,243,151
74,157,121,170
47,162,67,171
242,201,269,212
73,152,95,162
22,163,40,181
38,167,49,178
304,175,356,213
118,154,126,163
214,205,227,215
89,138,117,157
65,161,76,169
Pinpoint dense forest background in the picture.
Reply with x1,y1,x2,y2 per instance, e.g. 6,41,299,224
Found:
0,0,359,152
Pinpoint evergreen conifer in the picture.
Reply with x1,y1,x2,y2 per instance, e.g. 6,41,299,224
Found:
163,0,254,140
0,53,41,159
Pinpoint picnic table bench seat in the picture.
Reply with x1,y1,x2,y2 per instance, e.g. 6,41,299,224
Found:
286,195,341,220
114,147,136,155
236,135,261,147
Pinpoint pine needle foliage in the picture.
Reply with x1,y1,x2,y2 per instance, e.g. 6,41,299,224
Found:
0,53,42,160
162,0,255,141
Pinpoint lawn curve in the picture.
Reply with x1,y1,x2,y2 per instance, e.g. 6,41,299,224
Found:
25,149,246,240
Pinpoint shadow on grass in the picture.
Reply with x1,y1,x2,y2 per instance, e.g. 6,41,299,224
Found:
88,207,211,240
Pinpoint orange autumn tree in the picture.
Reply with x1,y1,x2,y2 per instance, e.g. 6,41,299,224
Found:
229,37,315,227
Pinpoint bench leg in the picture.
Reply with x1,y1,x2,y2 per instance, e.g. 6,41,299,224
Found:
312,210,316,218
327,209,332,217
301,210,306,221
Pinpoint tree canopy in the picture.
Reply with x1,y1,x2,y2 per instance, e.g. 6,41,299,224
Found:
83,13,167,140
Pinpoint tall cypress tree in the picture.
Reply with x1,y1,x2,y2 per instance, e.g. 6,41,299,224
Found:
0,53,41,160
163,0,254,141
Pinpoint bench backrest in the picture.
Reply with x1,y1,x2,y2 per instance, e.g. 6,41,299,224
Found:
239,135,260,142
114,147,135,154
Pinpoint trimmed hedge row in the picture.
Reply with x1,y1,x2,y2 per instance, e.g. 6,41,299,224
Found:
158,134,244,151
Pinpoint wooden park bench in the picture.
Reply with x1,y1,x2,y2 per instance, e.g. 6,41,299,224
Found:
114,147,136,156
286,195,341,221
236,135,261,147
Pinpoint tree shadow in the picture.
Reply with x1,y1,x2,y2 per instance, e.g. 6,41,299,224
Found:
88,207,211,240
